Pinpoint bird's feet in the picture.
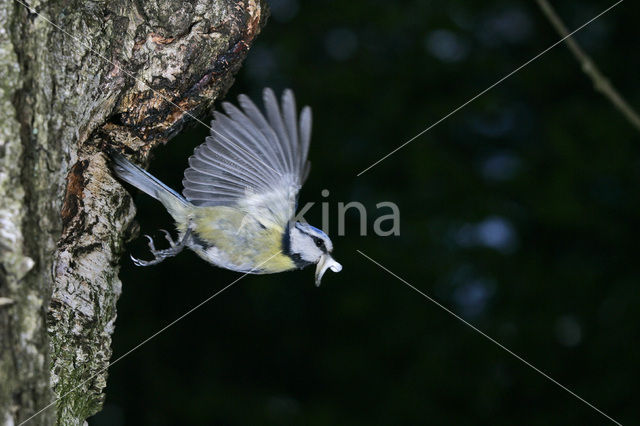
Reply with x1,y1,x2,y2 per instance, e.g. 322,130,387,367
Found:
131,229,189,267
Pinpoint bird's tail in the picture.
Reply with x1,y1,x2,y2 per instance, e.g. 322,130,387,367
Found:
110,151,190,222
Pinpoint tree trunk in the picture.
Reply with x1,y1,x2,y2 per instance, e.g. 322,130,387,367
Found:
0,0,267,424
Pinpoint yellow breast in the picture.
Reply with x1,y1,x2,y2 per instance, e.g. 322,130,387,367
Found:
180,205,297,273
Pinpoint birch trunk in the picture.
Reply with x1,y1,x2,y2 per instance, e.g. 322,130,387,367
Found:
0,1,267,424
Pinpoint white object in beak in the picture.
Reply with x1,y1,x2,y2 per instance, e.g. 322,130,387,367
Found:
315,255,342,286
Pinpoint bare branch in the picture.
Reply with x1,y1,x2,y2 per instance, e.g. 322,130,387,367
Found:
536,0,640,132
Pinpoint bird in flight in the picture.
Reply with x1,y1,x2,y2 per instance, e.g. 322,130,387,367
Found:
111,88,342,285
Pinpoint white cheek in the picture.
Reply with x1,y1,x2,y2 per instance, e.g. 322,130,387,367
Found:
291,232,322,262
300,248,320,262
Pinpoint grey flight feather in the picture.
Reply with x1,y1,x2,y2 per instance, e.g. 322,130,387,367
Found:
182,88,312,227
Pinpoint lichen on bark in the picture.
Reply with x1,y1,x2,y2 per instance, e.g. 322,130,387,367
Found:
0,0,267,424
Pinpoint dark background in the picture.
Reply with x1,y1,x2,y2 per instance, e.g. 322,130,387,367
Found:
91,0,639,424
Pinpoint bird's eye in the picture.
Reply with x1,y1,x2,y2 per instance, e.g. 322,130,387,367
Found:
313,237,324,249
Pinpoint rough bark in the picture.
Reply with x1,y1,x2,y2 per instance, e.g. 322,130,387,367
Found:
0,0,267,424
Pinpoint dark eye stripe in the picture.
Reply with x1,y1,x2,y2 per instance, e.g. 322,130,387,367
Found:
313,237,326,251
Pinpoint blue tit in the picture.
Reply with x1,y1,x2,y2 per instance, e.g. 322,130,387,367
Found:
111,88,342,285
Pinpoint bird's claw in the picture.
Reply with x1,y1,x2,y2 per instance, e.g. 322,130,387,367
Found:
144,234,156,252
130,253,157,267
160,229,178,248
131,230,185,267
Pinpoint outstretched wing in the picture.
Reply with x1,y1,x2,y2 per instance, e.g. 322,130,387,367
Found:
182,88,312,228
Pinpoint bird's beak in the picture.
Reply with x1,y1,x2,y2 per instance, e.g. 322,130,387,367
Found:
315,255,342,286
